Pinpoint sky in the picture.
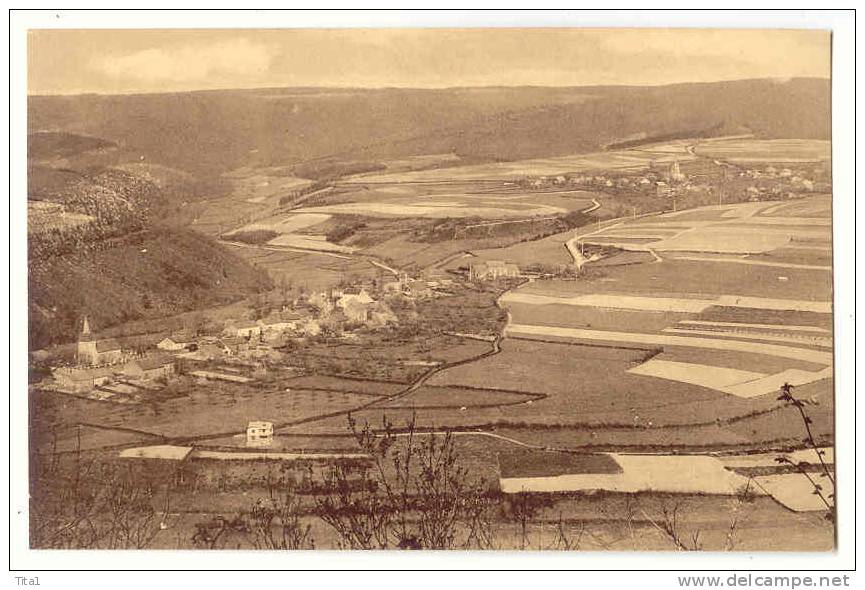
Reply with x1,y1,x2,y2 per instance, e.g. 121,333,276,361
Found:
28,28,831,95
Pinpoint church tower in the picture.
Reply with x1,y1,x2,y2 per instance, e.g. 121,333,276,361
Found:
77,316,98,366
668,160,685,183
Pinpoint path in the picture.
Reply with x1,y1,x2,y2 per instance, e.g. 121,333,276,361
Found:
581,198,601,214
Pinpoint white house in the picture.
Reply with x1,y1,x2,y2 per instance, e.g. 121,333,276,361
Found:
246,421,274,447
228,320,262,339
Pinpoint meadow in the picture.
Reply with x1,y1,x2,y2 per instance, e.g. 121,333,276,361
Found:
297,181,594,219
29,371,380,453
224,243,379,291
357,144,695,183
693,138,831,163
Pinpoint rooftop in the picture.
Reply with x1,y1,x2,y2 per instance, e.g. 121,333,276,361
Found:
247,421,273,429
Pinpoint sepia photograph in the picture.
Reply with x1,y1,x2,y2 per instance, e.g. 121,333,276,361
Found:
8,9,857,574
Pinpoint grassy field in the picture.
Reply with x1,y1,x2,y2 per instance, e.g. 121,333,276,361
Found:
769,198,831,218
696,306,832,330
747,249,832,267
654,347,828,374
280,374,403,396
296,334,490,364
581,200,831,256
224,243,379,291
504,301,690,333
464,233,574,267
356,145,696,182
426,338,745,419
693,138,830,163
375,385,540,409
521,258,832,302
296,180,594,219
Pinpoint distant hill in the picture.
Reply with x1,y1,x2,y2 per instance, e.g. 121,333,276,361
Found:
27,132,271,350
29,78,830,175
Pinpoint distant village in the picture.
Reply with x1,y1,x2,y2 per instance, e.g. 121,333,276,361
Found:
518,160,827,201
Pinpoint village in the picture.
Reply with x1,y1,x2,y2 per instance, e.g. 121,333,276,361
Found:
518,159,827,202
35,261,519,419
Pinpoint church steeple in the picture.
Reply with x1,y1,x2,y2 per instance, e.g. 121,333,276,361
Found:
80,316,94,342
77,316,98,365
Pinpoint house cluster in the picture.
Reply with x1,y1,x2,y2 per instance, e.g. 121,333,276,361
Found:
222,308,322,342
740,166,816,194
305,285,399,329
468,260,521,281
44,269,456,399
520,161,693,196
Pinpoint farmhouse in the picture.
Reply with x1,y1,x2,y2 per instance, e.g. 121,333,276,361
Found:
121,354,175,381
52,366,114,393
227,319,262,339
469,260,520,281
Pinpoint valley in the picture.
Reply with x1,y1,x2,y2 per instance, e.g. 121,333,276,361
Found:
27,80,835,551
